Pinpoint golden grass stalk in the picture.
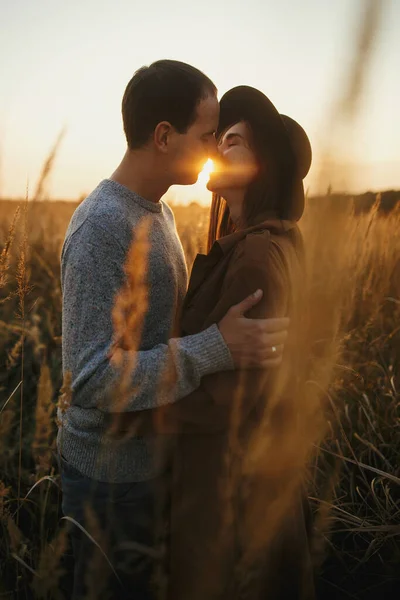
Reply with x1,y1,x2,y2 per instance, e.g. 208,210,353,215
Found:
0,205,20,293
6,513,24,554
0,382,22,467
57,371,72,419
338,0,386,120
0,480,10,520
61,514,119,583
16,195,30,535
83,505,113,599
0,381,22,417
107,216,150,436
6,333,25,370
32,363,54,478
56,371,72,467
31,525,69,600
33,129,66,203
0,409,15,469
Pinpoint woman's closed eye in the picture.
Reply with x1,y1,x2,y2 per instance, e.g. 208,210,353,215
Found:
223,133,245,148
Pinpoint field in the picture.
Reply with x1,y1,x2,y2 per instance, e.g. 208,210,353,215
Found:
0,193,399,599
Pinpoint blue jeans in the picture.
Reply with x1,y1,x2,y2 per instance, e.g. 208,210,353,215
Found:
59,454,168,600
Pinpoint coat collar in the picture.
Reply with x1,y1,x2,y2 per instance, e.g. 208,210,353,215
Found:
186,218,297,302
214,218,297,256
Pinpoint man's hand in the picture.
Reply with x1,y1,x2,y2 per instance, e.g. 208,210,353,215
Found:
218,289,289,368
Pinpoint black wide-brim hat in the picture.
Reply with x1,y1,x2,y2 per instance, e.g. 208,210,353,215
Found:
216,86,312,221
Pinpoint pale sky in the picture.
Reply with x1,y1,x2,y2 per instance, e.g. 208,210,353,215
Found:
1,0,399,204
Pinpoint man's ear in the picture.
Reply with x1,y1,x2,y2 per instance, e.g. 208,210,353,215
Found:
154,121,174,153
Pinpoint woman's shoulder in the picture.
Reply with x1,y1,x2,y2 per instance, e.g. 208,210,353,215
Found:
228,228,299,286
243,229,272,262
231,229,273,267
242,225,301,260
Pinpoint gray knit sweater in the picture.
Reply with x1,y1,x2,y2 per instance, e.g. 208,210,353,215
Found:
57,179,233,482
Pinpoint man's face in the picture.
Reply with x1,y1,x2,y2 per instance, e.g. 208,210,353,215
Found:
167,95,219,185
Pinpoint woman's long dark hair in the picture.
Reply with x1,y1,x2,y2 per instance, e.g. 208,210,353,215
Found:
207,120,298,252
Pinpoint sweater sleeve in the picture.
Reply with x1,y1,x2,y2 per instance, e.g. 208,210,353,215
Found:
135,238,289,434
61,219,233,413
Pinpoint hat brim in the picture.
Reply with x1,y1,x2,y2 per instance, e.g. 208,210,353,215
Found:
217,86,289,143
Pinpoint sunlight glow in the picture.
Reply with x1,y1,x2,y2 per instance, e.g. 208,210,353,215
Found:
196,159,215,186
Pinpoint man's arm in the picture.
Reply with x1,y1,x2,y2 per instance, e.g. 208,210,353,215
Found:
62,220,288,413
133,242,289,433
62,219,236,413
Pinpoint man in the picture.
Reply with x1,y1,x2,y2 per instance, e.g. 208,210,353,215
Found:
58,59,288,599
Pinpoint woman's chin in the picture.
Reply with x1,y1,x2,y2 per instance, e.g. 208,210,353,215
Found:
206,176,225,194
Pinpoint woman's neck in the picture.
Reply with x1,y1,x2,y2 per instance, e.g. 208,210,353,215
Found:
223,189,245,227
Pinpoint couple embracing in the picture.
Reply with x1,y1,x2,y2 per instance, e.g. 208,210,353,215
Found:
58,59,314,599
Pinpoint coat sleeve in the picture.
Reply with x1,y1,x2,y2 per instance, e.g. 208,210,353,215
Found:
136,234,289,434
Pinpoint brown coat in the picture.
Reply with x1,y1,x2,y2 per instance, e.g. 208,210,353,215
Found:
139,219,314,599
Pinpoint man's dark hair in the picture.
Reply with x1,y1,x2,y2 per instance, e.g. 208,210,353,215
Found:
122,60,217,149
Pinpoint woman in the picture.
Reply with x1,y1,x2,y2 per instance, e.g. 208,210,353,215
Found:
142,86,313,599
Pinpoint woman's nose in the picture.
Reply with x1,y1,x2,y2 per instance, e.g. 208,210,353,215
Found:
217,144,229,161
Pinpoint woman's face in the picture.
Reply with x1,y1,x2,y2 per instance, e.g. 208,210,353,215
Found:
207,121,259,196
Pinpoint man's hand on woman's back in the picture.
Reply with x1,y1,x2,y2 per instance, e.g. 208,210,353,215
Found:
218,289,289,368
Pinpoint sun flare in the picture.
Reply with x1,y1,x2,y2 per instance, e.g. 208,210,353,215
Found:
196,159,215,186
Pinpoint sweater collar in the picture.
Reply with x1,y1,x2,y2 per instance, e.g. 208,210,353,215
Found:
101,179,163,214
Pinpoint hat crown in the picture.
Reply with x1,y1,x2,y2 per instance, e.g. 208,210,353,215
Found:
279,115,312,180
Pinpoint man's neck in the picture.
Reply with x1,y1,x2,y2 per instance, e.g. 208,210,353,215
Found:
110,149,169,204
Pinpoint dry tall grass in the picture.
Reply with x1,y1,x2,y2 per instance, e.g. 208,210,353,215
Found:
0,190,399,598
